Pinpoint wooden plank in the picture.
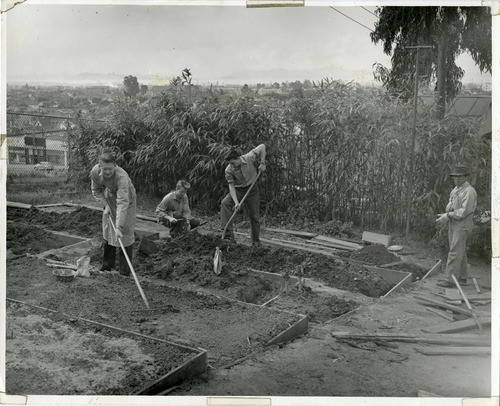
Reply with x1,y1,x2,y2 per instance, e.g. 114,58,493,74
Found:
35,203,66,208
444,290,491,301
414,294,474,317
266,315,308,346
264,227,318,239
382,272,413,298
64,202,158,222
421,317,490,334
415,347,490,356
380,261,405,268
307,239,357,251
425,306,455,322
331,331,490,346
472,277,482,294
313,235,363,249
361,231,392,247
7,201,33,209
421,260,442,280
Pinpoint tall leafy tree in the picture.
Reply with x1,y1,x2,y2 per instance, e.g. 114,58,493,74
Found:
123,75,140,98
371,7,491,118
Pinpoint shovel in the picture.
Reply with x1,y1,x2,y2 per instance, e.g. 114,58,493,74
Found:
213,171,261,275
105,201,150,309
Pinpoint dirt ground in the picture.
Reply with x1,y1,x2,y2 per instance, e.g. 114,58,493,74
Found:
6,303,192,395
5,204,492,397
7,256,300,371
171,274,491,397
6,221,69,255
137,233,392,298
7,206,102,238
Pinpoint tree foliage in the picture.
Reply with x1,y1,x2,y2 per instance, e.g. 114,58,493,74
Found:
370,6,491,115
71,82,489,236
123,75,140,98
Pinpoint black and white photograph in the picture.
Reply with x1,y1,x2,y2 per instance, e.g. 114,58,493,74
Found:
1,1,497,401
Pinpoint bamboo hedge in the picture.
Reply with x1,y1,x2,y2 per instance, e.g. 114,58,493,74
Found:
71,82,490,237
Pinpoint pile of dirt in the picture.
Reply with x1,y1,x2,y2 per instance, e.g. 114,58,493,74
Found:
7,206,102,238
271,290,357,324
6,304,191,395
348,244,399,266
136,247,276,304
144,233,392,297
7,222,68,254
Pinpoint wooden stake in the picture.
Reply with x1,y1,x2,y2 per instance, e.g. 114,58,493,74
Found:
451,274,482,333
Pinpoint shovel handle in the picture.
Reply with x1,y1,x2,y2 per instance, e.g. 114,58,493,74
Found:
105,200,150,309
222,171,261,239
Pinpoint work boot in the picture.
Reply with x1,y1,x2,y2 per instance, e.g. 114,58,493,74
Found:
458,278,468,286
252,241,263,249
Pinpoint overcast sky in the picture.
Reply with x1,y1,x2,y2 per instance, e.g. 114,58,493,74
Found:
6,4,491,85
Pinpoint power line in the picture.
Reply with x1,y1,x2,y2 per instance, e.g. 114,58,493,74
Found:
329,7,374,33
360,6,378,18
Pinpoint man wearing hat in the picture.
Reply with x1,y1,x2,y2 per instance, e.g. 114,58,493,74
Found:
221,144,267,246
156,180,200,237
436,165,477,288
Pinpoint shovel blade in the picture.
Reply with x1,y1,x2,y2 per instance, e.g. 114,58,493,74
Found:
213,247,222,275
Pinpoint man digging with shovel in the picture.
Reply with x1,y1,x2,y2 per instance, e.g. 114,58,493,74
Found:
91,152,137,276
220,144,266,247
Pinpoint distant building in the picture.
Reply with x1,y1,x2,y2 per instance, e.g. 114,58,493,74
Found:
481,83,492,92
7,133,69,168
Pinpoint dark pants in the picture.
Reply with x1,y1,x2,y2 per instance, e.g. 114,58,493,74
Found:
160,212,200,236
221,184,260,242
102,242,133,276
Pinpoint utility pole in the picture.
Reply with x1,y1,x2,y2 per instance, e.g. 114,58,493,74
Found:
405,45,432,239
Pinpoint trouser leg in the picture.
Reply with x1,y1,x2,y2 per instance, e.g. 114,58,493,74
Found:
119,244,133,276
221,193,235,231
244,185,261,242
459,230,471,280
445,227,468,282
101,241,116,271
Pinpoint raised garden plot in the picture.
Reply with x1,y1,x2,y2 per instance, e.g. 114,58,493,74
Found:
7,221,87,256
137,233,393,298
6,302,205,396
7,206,103,238
7,256,305,370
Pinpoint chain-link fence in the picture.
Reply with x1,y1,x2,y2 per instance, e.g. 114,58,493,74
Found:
6,112,74,180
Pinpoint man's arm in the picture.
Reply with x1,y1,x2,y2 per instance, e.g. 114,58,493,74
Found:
156,196,176,222
448,188,477,220
115,175,131,230
228,183,239,208
183,196,192,220
90,169,107,207
251,144,266,172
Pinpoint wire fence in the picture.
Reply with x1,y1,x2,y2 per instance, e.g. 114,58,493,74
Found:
6,112,75,180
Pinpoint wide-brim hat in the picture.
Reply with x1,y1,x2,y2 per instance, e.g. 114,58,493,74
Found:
449,165,470,177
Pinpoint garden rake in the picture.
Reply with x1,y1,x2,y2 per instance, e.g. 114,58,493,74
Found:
105,200,150,309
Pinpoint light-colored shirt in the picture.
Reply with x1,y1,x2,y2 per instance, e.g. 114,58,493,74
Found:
156,191,192,220
445,181,477,228
90,164,136,247
225,146,262,188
